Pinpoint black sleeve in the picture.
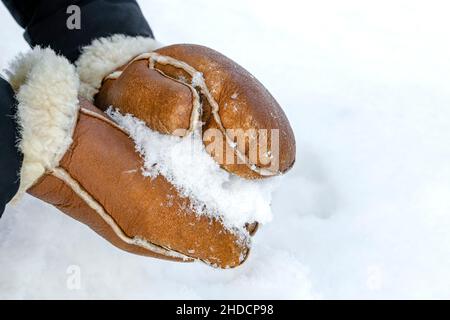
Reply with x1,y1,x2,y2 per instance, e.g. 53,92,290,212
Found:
0,78,23,216
1,0,154,62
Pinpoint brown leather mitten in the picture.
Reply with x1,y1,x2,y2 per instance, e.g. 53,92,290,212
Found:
76,35,296,179
8,47,251,268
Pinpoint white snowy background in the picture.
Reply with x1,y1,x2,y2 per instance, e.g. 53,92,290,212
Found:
1,0,450,299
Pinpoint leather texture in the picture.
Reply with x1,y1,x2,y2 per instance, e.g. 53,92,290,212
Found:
95,44,296,179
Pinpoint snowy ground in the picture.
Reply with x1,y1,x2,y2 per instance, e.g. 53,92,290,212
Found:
1,0,450,299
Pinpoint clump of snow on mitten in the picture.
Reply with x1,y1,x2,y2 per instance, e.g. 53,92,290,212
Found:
107,108,277,232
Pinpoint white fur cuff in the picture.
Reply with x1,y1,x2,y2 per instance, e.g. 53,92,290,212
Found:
76,34,162,102
7,47,80,200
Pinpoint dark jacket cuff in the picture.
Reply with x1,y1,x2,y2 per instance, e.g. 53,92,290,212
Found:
0,78,23,215
23,0,153,62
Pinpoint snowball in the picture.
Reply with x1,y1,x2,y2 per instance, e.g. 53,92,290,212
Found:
107,108,276,233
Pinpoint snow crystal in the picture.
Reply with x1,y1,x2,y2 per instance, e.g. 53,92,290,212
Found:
107,108,276,232
191,71,204,87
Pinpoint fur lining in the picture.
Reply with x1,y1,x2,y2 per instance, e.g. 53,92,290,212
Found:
76,34,162,101
7,47,80,200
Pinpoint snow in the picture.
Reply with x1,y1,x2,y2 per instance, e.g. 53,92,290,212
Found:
2,0,450,299
106,108,275,232
191,71,204,88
